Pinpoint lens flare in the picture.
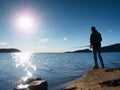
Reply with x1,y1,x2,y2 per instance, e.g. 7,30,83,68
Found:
15,13,37,34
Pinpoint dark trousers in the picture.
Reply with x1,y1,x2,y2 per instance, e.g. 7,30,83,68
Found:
93,47,104,68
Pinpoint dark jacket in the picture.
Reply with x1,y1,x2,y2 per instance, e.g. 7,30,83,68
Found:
90,30,102,48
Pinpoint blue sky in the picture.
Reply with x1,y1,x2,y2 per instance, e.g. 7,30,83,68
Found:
0,0,120,52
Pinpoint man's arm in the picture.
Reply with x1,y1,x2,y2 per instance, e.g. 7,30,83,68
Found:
90,34,93,49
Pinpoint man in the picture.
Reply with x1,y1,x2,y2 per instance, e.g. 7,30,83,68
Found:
90,26,104,69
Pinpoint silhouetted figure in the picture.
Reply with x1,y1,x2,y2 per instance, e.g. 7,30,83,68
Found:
90,26,104,69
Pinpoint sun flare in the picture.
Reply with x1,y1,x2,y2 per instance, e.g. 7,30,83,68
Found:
18,15,33,29
16,14,35,33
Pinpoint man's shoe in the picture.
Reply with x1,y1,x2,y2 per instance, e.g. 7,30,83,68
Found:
93,66,99,69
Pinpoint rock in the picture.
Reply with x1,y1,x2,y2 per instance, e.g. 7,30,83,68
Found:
28,80,48,90
14,77,48,90
22,77,42,84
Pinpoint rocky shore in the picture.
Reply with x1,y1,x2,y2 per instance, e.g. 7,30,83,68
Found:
64,68,120,90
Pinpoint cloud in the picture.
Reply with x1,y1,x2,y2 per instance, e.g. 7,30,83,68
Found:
0,42,8,46
40,38,48,43
108,30,113,32
63,37,68,41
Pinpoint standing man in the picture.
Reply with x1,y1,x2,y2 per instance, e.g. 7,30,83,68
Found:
90,26,104,69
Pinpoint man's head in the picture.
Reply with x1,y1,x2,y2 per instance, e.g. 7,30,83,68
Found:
91,26,96,32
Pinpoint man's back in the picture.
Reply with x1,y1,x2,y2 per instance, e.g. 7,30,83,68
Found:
90,30,102,48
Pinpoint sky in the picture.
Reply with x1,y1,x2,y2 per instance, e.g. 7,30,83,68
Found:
0,0,120,52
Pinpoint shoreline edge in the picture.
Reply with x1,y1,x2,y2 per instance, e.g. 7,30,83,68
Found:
64,68,120,90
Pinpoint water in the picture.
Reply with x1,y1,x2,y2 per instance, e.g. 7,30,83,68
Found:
0,52,120,90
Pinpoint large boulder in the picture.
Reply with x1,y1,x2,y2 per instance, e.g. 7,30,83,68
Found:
14,77,48,90
28,80,48,90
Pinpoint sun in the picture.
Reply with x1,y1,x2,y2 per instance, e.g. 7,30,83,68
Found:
18,15,33,29
16,14,35,33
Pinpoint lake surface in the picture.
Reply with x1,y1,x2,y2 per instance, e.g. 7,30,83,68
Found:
0,52,120,90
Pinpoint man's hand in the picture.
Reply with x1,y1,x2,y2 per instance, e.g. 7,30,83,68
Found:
90,45,93,49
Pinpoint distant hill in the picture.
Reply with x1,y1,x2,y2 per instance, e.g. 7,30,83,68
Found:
101,43,120,52
71,49,92,53
0,48,21,53
66,43,120,53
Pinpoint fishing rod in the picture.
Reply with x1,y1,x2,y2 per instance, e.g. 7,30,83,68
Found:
62,45,90,51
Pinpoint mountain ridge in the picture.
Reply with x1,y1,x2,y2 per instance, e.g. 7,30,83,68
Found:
66,43,120,53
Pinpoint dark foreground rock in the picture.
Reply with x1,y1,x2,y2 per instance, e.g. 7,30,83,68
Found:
28,80,48,90
14,77,48,90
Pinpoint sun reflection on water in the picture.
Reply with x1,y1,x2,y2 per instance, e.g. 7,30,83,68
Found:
12,52,36,82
